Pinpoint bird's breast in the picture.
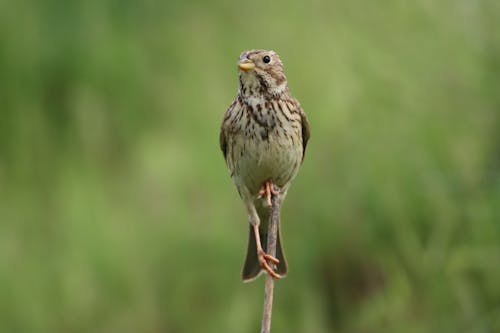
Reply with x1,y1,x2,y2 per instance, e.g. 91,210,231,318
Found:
230,99,303,194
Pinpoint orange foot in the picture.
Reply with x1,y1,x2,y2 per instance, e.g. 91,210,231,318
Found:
252,223,281,279
258,249,281,279
258,180,280,208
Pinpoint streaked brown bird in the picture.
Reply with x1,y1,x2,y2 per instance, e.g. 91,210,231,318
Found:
220,50,310,282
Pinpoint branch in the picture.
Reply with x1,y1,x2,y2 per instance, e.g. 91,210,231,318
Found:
261,190,280,333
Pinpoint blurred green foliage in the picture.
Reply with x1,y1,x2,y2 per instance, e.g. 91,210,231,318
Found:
1,0,500,332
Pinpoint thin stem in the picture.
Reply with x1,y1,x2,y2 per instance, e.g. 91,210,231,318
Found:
261,190,280,333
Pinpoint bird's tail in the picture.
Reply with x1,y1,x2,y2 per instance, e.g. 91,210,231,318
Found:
241,203,287,282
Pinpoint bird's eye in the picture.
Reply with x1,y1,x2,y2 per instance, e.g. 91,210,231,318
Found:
263,55,271,63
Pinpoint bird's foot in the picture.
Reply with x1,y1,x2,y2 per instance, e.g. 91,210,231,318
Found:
257,180,280,208
258,249,281,279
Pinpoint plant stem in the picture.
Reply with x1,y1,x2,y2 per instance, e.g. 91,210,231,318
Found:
261,190,280,333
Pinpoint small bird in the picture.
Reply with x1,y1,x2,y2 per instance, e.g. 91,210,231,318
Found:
220,50,310,282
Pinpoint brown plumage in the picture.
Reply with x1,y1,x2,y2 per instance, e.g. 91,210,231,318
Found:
220,49,310,282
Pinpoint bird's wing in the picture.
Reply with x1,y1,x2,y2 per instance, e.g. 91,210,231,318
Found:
300,110,310,161
220,99,238,161
292,99,310,162
219,125,227,161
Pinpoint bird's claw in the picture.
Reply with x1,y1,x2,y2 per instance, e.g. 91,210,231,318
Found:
258,249,281,279
257,180,280,208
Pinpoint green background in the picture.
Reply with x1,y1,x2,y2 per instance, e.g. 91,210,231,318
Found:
1,0,499,332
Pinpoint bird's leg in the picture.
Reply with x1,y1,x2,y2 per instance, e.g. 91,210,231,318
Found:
258,179,280,208
252,223,281,279
243,190,281,279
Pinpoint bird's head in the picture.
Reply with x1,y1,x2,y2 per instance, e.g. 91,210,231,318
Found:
237,49,288,97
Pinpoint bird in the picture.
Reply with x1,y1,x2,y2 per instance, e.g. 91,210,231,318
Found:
220,49,310,282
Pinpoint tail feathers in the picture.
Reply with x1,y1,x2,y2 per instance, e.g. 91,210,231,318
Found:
241,223,287,282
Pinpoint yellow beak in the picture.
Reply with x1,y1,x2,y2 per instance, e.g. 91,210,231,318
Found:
238,59,255,71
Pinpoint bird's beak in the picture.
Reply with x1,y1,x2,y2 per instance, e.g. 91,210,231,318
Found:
238,58,255,71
